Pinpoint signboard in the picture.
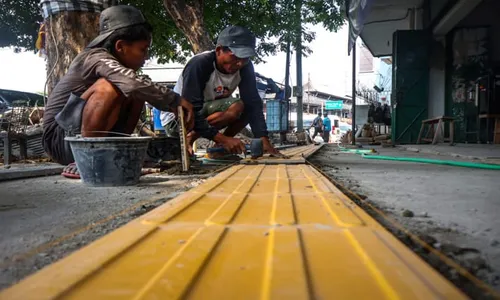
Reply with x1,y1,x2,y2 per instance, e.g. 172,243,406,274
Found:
325,100,343,110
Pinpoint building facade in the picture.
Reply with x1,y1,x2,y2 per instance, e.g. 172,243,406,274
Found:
358,0,500,143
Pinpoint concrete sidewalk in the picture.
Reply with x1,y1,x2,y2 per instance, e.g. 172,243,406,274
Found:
0,172,207,290
309,145,500,292
398,144,500,163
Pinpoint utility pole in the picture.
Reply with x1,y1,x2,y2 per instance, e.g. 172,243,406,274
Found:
351,43,357,145
307,73,310,114
296,0,303,132
285,41,291,100
285,40,291,131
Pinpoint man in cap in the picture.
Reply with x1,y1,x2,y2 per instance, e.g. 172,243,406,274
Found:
311,112,324,140
42,5,194,178
161,25,280,157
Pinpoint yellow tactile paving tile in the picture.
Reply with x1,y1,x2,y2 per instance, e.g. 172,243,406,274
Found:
0,164,467,300
241,144,322,164
279,144,321,158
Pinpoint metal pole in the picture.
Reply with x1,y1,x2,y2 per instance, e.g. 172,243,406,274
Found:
351,44,356,145
285,41,291,98
285,40,291,132
296,0,303,132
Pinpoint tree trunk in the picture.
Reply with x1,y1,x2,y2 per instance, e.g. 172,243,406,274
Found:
45,12,100,94
163,0,214,53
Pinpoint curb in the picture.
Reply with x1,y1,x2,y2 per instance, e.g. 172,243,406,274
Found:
0,166,63,182
396,145,499,163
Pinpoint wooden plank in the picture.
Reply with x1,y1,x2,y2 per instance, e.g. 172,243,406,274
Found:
178,106,190,172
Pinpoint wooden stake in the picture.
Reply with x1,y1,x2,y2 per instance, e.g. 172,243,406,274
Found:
178,106,190,172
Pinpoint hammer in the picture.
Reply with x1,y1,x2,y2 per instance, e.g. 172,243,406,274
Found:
207,138,264,159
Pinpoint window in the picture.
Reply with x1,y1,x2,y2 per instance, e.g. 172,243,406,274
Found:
359,45,373,73
0,90,45,107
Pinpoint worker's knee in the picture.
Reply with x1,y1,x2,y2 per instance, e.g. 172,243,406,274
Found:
229,100,244,113
225,101,244,121
82,78,121,102
206,100,245,128
80,79,128,134
93,78,119,95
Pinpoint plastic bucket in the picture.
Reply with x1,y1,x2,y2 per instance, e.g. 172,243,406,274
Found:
65,136,152,187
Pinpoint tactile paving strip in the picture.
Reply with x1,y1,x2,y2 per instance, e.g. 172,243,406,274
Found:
0,164,467,300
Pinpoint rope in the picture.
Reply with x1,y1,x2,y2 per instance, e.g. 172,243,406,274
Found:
43,14,59,107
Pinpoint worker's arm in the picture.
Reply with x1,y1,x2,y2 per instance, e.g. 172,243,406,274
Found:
180,53,220,140
82,49,180,111
238,62,269,139
239,63,280,154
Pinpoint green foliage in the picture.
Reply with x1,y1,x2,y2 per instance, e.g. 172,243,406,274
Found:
0,0,345,63
126,0,193,63
0,0,41,52
135,0,346,64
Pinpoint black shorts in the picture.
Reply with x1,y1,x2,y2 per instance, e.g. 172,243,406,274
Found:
42,122,76,165
42,93,86,165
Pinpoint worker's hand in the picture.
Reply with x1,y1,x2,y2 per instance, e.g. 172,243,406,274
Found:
261,136,280,155
179,98,194,131
169,97,194,131
215,134,246,154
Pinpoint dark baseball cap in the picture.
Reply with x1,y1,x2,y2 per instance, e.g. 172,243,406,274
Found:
87,5,148,48
216,26,256,58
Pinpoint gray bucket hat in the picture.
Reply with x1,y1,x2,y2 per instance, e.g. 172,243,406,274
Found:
87,5,148,48
216,26,256,58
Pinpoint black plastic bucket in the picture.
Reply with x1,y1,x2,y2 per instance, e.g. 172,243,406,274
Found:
65,136,152,186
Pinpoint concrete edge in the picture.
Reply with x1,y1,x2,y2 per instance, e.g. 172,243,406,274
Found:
303,144,325,159
0,166,64,182
396,145,499,162
238,144,324,165
240,159,306,165
144,173,214,180
396,145,474,159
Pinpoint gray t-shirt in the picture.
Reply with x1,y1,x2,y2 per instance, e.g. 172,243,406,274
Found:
43,47,180,134
160,52,241,127
160,50,268,140
42,47,180,164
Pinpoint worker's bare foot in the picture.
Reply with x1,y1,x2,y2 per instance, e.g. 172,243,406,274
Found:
61,163,80,179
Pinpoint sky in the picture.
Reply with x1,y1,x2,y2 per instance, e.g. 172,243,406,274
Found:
0,24,354,96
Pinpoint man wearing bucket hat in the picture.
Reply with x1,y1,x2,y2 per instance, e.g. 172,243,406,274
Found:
160,25,280,158
42,5,194,179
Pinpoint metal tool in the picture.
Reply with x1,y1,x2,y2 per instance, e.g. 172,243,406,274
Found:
207,138,264,159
